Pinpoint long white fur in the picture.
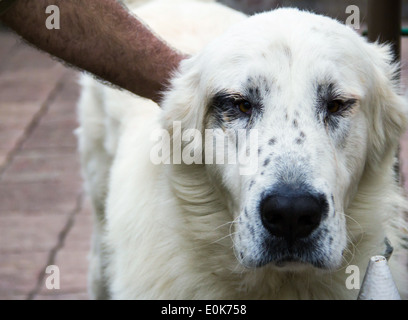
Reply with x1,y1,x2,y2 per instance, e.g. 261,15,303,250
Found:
77,0,408,299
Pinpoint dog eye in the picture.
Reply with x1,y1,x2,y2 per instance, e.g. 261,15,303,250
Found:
236,100,252,115
327,100,343,114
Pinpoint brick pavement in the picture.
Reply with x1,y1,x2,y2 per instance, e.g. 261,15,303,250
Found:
0,29,90,300
1,26,408,300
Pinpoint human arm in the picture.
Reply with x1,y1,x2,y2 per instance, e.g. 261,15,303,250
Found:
1,0,186,103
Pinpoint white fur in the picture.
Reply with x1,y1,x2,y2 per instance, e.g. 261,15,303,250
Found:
77,0,408,299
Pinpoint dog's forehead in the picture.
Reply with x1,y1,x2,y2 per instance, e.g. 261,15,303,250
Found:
198,8,369,99
228,8,359,54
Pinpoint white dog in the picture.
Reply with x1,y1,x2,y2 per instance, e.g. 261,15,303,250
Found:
77,0,408,299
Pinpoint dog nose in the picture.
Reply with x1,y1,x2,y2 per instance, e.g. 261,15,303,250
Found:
261,187,326,245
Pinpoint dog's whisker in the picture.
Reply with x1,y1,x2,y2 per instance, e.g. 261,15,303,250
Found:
344,213,364,237
185,232,236,253
214,218,239,231
212,232,237,245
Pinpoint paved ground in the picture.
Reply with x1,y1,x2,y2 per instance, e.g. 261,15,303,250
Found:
1,27,408,300
0,29,90,300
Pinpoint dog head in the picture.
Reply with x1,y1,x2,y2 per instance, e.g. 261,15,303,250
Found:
160,8,407,271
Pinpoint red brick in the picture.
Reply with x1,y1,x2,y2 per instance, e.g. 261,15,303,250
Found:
1,42,60,74
0,127,24,150
36,250,90,295
0,31,19,64
400,130,408,190
1,148,80,183
36,199,92,299
0,149,8,168
0,102,41,127
21,117,78,150
61,197,93,252
34,292,89,300
45,75,81,121
0,214,69,254
0,180,81,215
0,251,49,298
0,71,63,104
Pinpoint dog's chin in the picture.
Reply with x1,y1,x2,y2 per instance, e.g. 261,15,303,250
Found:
247,256,335,272
269,257,335,272
239,243,342,272
271,259,318,272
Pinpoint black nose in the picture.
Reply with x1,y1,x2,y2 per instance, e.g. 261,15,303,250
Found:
260,186,327,245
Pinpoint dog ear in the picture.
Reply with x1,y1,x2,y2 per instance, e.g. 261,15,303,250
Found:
160,56,207,137
365,42,408,171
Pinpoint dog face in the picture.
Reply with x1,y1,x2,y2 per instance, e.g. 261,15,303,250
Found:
161,9,406,271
